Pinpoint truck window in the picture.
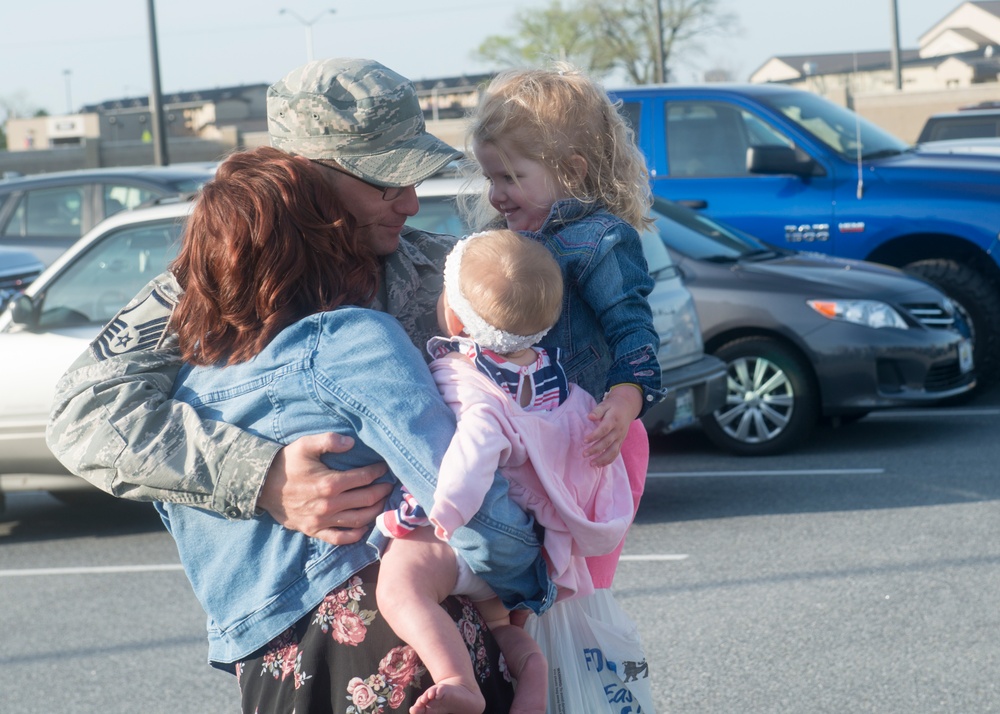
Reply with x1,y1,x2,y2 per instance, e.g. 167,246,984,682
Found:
618,101,641,137
665,102,750,177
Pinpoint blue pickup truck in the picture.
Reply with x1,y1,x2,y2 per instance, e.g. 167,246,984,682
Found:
610,83,1000,383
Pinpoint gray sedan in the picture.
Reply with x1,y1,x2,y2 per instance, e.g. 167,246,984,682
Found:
654,198,975,455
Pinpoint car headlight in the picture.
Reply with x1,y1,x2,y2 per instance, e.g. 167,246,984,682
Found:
807,299,908,329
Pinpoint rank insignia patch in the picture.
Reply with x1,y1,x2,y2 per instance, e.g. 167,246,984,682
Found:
92,288,173,360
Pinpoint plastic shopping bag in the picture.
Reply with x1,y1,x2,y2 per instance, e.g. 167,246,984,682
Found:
523,589,655,713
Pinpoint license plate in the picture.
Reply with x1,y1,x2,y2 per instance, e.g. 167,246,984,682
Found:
959,339,974,374
668,388,696,430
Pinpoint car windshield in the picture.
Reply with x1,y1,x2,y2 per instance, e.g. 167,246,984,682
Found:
166,176,212,193
36,219,183,329
651,198,778,262
757,91,909,161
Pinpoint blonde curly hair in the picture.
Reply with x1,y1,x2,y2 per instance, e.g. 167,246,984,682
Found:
463,62,652,231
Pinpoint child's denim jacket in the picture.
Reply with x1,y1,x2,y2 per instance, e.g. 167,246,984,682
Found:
525,198,664,414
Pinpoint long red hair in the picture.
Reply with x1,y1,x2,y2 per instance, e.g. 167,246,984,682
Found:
171,146,379,365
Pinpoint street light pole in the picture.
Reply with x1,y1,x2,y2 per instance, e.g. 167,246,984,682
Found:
63,69,72,114
280,8,335,62
889,0,903,91
146,0,169,165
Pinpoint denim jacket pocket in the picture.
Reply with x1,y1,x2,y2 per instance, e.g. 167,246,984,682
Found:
561,345,602,383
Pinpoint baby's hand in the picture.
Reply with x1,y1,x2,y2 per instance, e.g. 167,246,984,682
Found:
584,385,643,466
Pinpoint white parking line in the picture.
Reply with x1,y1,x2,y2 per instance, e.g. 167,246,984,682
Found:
1,559,689,577
619,554,689,561
647,468,884,478
0,564,183,577
865,408,1000,418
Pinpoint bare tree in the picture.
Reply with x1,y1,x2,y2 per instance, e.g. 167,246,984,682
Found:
591,0,738,84
473,0,738,85
473,0,612,76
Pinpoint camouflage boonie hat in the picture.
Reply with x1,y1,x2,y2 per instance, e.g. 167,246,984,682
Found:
267,58,462,187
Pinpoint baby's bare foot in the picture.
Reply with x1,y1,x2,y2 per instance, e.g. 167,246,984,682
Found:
409,679,485,714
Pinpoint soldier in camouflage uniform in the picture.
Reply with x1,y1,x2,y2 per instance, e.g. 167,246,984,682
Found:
46,58,544,713
48,58,460,533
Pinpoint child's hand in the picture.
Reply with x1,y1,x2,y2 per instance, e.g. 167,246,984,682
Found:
584,385,643,466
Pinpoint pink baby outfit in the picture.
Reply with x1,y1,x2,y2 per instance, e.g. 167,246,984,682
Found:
428,353,634,600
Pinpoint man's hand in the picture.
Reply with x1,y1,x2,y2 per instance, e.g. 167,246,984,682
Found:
257,432,393,546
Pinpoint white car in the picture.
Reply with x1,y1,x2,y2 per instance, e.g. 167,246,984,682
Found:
0,199,192,502
0,179,725,502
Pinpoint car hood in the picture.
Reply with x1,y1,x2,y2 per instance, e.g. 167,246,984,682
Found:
721,252,939,301
0,247,44,278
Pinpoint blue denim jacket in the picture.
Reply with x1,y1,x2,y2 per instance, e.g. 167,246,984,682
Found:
162,308,554,666
526,199,663,414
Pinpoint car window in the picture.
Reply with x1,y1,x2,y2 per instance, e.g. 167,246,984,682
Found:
651,198,770,260
758,91,908,160
165,175,213,194
104,184,157,216
36,219,184,329
743,112,794,150
2,186,84,238
925,118,1000,142
665,102,750,177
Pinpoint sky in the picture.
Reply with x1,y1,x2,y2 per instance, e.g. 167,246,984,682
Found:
0,1,952,119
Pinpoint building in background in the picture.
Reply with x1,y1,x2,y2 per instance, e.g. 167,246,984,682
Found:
747,1,1000,140
1,74,489,175
751,1,1000,91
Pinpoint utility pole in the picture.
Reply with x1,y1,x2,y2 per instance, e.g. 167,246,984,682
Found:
654,0,666,84
63,70,72,114
280,8,336,62
889,0,903,90
146,0,169,165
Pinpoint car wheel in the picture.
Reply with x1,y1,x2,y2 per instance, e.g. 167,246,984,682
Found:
905,259,1000,388
700,337,818,456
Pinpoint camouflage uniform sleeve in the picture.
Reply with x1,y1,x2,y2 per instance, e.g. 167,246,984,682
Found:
45,271,279,519
377,227,455,353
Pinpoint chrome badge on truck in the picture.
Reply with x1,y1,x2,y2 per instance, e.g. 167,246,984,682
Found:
783,223,831,242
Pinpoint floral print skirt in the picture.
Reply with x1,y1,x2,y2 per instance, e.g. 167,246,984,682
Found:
235,562,515,714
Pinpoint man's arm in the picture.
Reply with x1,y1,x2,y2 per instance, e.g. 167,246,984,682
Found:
46,272,279,516
47,272,391,541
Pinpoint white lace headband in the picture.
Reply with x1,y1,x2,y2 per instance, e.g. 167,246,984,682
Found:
443,233,552,354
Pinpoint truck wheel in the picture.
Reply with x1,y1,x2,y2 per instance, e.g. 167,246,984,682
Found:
905,259,1000,386
700,337,818,456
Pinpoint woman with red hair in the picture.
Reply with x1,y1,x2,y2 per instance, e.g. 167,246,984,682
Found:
159,146,550,714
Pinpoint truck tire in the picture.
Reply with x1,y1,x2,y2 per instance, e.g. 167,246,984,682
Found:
904,259,1000,386
700,337,818,456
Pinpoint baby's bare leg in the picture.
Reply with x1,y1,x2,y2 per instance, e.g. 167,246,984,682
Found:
377,528,485,714
475,599,548,714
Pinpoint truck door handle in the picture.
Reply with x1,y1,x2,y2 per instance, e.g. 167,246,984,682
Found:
676,199,708,210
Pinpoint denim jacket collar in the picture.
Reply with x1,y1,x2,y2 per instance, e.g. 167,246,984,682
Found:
536,196,600,233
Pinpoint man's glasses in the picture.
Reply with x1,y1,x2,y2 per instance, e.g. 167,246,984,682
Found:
311,159,419,201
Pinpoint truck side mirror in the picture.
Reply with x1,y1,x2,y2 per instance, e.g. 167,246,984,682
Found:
747,146,826,178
